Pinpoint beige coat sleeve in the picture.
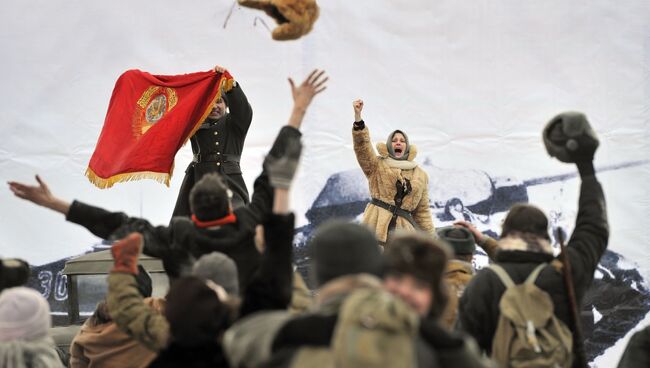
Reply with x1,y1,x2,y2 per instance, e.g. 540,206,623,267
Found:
412,178,435,235
479,236,500,260
107,273,170,352
352,125,379,177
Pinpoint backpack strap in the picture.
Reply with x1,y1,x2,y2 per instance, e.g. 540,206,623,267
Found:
489,263,548,289
488,264,515,289
524,263,548,285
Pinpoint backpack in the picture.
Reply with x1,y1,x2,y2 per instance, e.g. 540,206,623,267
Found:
489,263,573,368
330,287,420,368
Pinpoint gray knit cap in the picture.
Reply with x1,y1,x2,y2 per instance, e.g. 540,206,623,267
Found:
192,252,239,296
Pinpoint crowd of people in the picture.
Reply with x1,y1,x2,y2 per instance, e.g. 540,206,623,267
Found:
1,68,647,368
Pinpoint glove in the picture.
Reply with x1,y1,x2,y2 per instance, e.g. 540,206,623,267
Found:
110,233,143,275
266,138,302,189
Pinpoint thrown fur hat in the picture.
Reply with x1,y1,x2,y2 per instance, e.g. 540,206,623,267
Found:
238,0,319,40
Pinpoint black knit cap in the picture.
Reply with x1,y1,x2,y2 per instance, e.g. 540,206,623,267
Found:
308,220,381,287
437,226,476,255
501,204,550,240
164,276,229,347
189,173,231,221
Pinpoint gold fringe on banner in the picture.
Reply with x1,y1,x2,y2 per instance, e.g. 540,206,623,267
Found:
85,165,174,189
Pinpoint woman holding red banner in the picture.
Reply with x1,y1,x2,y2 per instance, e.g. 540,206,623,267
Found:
351,99,435,245
172,65,253,217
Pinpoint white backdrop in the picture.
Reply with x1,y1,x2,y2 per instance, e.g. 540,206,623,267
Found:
1,1,649,365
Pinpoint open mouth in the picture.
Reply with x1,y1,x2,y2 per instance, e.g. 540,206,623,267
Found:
394,148,403,155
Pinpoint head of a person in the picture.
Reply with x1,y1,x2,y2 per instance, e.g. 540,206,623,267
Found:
189,173,231,222
501,204,550,241
387,130,410,160
308,220,382,288
383,233,450,319
0,287,51,342
164,276,231,346
207,94,228,120
437,226,476,263
0,258,30,292
192,252,239,296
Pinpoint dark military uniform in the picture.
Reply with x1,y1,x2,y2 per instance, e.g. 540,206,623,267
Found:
172,81,253,216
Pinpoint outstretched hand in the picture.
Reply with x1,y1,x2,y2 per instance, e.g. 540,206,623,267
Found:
8,175,70,214
288,69,328,109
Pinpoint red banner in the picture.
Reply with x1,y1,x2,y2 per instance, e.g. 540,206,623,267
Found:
86,69,233,188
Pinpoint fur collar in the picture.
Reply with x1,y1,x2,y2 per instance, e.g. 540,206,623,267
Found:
446,259,474,276
498,233,554,255
376,142,418,169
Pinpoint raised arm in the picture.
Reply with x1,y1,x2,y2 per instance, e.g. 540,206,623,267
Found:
351,99,379,176
454,220,500,260
106,233,170,352
8,175,71,215
219,67,253,136
245,69,328,223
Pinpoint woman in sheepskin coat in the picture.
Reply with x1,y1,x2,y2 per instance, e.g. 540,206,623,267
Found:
351,99,435,244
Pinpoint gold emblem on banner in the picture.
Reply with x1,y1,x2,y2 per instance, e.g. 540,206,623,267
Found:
132,86,178,137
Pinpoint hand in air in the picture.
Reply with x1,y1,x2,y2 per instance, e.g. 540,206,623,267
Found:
288,69,328,108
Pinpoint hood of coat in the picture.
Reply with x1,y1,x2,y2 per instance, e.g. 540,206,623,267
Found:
376,142,418,161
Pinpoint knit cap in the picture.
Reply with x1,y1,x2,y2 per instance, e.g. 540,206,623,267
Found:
309,220,381,287
437,226,476,255
0,287,51,342
192,252,239,296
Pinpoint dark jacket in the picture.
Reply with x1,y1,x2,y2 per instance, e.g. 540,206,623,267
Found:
458,175,609,359
173,82,253,214
617,325,650,368
67,126,301,290
106,213,295,365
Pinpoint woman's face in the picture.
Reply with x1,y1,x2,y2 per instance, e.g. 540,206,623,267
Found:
383,273,432,316
391,132,407,158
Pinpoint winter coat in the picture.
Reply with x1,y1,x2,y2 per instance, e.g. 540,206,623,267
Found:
173,82,253,214
69,317,157,368
458,175,609,364
352,124,435,243
441,260,474,330
442,237,500,330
